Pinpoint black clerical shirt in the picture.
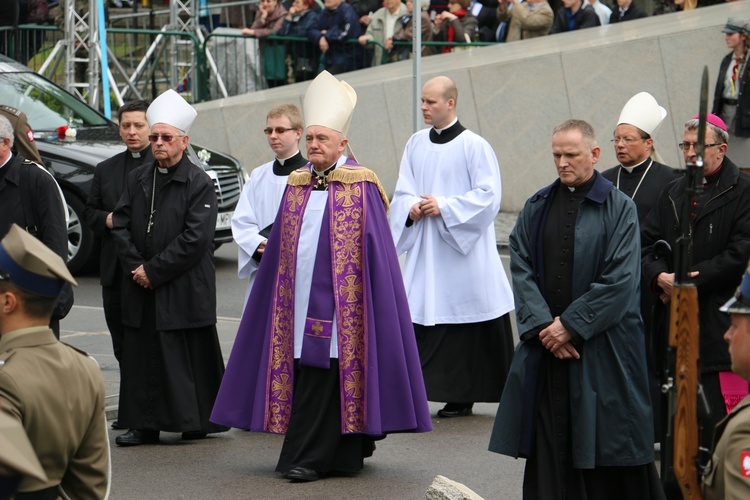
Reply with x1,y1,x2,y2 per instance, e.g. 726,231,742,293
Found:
543,173,597,318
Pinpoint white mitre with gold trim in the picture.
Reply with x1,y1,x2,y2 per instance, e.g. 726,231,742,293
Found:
303,71,357,136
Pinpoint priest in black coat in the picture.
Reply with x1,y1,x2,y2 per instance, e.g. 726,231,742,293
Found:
85,100,152,368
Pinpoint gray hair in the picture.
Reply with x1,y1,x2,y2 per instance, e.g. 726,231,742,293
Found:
684,118,729,145
553,119,598,150
0,115,14,148
420,0,429,10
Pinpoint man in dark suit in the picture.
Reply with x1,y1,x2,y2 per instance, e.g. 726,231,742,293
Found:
84,100,151,391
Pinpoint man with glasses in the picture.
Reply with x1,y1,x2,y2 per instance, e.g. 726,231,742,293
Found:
232,104,306,305
602,92,681,226
111,90,228,446
602,94,681,446
642,113,750,484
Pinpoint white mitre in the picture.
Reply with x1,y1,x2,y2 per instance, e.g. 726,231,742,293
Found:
303,71,357,136
617,92,667,135
147,89,197,134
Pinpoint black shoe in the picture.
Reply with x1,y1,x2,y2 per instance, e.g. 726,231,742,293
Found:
115,429,159,446
181,430,208,440
111,420,125,430
287,467,319,482
437,403,473,418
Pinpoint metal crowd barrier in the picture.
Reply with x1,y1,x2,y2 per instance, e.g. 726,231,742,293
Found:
1,24,497,104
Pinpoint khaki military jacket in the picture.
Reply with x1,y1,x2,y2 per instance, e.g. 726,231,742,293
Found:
0,327,109,499
704,395,750,499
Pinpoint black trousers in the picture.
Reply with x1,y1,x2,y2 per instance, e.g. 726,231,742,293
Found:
102,269,124,363
276,359,376,474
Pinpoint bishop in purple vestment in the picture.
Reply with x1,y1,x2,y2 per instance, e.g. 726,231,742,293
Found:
210,71,431,482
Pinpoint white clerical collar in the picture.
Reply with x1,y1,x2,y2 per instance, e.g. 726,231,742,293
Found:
620,157,651,174
157,166,169,174
277,150,300,166
312,155,347,176
435,118,458,135
132,151,141,158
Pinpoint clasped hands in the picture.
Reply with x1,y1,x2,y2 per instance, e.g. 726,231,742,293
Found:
539,317,580,360
409,195,440,222
132,264,152,289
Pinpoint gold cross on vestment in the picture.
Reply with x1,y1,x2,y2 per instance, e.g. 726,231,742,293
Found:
311,321,324,336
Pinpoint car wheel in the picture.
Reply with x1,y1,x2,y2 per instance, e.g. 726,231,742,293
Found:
64,191,95,274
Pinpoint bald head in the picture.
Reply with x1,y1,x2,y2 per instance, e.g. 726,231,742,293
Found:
421,76,458,129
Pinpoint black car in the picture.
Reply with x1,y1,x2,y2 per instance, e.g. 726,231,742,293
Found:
0,55,246,274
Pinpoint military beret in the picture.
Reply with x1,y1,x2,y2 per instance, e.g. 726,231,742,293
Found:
0,224,77,297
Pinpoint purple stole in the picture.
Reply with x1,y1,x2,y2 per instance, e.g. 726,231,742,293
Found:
264,165,379,434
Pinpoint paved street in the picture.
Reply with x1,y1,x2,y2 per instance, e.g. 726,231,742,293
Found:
60,225,525,499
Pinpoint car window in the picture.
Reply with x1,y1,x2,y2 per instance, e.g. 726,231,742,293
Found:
0,72,110,131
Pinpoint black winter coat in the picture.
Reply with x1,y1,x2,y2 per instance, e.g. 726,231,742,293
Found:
112,154,218,331
713,51,750,138
550,4,599,34
641,158,750,372
0,153,66,259
609,3,647,23
84,147,152,287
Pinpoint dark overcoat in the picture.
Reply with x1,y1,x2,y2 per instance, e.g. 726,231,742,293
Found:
641,157,750,373
489,173,654,468
112,153,218,331
84,147,152,286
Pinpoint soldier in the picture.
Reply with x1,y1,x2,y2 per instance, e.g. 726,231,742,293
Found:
704,261,750,499
0,105,43,165
0,224,110,499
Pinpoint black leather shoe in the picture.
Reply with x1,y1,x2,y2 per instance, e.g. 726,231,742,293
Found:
115,429,159,446
287,467,319,482
437,403,473,418
181,430,208,440
111,420,125,430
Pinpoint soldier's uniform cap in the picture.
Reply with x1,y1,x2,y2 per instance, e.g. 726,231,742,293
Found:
146,89,197,134
304,70,357,137
721,17,750,34
0,411,47,481
0,224,77,297
617,92,667,136
721,262,750,314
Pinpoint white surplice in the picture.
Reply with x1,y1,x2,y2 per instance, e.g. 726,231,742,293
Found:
231,160,291,301
390,128,514,326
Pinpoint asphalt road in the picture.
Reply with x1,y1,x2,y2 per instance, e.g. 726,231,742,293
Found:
60,242,525,499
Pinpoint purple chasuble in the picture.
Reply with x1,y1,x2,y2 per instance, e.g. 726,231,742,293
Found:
211,160,432,436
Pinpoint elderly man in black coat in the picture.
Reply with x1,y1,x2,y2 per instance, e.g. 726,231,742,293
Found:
642,114,750,492
112,90,227,446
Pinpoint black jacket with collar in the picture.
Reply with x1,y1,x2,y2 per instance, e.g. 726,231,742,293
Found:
609,3,647,23
84,147,152,287
550,3,600,34
0,153,66,259
642,157,750,372
112,154,218,331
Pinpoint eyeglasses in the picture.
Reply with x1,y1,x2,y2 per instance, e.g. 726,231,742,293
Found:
611,137,645,145
263,127,295,135
677,142,722,152
148,134,183,143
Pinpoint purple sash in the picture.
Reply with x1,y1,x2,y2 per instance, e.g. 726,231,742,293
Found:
300,204,334,369
265,172,369,434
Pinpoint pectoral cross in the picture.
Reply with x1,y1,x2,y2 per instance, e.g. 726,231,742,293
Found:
147,210,155,233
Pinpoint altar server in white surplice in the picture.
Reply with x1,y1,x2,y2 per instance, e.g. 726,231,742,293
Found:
232,104,307,302
390,75,515,418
